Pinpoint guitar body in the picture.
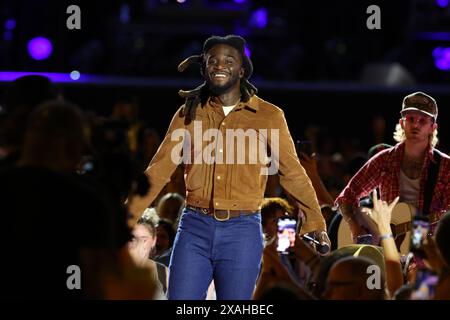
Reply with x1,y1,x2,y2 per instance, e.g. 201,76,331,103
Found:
390,203,416,254
331,202,417,255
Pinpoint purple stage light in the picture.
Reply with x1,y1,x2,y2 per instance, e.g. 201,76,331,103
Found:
244,45,251,58
416,32,450,41
5,19,16,30
234,0,246,4
28,37,53,60
249,8,268,29
0,72,72,82
433,47,450,71
436,0,449,8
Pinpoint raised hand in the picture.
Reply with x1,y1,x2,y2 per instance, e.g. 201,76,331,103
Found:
298,152,318,177
361,190,399,235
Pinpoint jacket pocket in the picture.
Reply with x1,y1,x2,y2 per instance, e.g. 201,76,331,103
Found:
184,164,203,192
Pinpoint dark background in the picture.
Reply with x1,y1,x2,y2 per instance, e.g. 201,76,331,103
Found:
1,0,449,152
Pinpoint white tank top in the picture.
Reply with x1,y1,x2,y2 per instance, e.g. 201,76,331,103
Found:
399,169,420,208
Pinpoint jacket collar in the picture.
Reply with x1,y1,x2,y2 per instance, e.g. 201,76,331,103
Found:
207,95,259,112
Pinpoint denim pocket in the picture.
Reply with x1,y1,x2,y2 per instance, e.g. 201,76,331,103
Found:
244,212,261,223
178,207,198,229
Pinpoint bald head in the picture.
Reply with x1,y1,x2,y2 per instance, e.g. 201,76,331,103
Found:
324,256,385,300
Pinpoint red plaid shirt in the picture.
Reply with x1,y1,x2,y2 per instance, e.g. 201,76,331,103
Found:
335,142,450,227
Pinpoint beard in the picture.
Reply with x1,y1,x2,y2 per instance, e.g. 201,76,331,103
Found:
206,73,240,96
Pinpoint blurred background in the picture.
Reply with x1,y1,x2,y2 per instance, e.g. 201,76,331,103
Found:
0,0,449,153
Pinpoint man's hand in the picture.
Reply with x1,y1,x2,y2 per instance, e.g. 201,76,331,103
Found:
292,234,317,261
259,238,293,282
341,202,369,243
422,236,446,273
254,237,315,300
347,219,369,243
361,191,399,235
298,152,318,178
311,230,331,256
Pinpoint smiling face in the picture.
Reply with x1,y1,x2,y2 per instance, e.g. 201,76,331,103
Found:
204,44,244,97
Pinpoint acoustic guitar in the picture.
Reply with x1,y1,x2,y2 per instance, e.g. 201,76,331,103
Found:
329,202,417,255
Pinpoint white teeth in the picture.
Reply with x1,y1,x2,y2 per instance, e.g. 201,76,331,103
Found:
213,73,227,78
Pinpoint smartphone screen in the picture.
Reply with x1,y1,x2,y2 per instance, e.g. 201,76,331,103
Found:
410,216,429,255
411,268,439,300
276,217,297,254
356,234,373,245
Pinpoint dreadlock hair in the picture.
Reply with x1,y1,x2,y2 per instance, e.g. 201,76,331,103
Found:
177,35,258,123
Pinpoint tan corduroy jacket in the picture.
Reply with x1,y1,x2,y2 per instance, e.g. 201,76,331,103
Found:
129,95,326,233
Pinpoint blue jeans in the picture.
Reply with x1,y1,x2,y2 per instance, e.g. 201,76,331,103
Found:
168,207,264,300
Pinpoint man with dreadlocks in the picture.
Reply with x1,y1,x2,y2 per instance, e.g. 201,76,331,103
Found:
128,35,329,299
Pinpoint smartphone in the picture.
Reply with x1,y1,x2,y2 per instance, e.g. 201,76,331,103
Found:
359,196,374,209
296,140,313,157
410,216,429,259
276,217,297,255
356,234,373,245
411,268,438,300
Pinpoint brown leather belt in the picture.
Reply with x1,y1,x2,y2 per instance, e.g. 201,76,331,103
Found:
186,205,256,221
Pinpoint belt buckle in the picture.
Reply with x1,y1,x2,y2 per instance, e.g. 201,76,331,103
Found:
214,209,230,221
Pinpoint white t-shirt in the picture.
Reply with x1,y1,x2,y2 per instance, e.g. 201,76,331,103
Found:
222,105,235,116
399,169,420,208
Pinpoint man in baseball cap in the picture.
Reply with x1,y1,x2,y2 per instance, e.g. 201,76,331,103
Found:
336,91,450,244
